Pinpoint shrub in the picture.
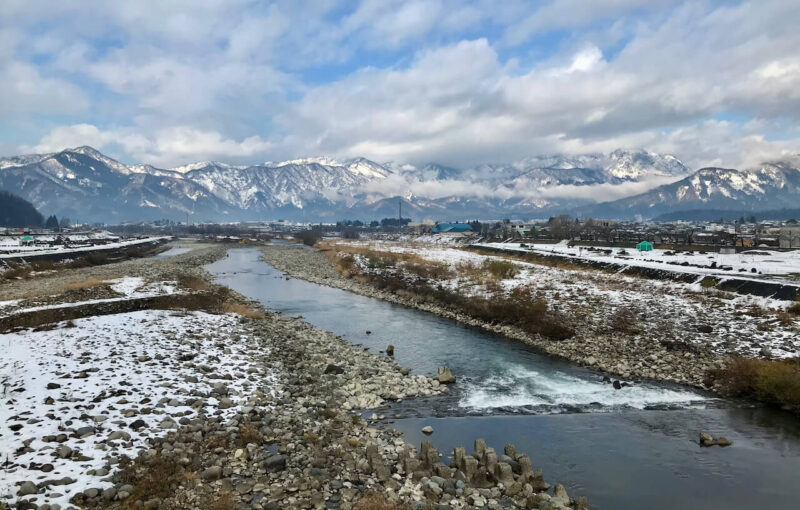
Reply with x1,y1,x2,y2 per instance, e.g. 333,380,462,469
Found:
222,302,265,319
237,424,262,446
712,357,800,413
60,277,108,292
177,274,210,291
355,493,402,510
295,230,319,246
788,302,800,316
119,453,184,509
482,259,520,279
610,307,642,335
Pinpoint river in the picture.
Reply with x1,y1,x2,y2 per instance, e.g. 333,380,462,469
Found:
207,247,800,510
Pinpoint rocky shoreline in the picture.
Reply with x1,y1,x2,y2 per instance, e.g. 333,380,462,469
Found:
3,242,588,510
259,244,725,389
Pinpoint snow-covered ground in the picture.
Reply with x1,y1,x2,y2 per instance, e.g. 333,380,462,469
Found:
0,237,171,259
475,241,800,283
0,310,275,508
335,241,800,360
1,277,180,317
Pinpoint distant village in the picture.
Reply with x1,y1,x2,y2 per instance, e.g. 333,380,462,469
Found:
3,215,800,255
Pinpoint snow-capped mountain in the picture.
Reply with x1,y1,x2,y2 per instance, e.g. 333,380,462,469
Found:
2,145,791,222
582,159,800,219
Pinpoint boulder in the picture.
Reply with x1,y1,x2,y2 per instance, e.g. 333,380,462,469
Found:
699,432,714,446
422,425,434,435
437,366,456,384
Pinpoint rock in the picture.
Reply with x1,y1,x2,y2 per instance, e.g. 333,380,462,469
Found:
386,344,394,356
17,480,37,496
422,425,434,435
56,445,73,459
108,430,131,441
366,330,372,334
324,364,345,375
129,419,147,430
46,382,61,389
612,380,622,390
699,432,714,446
200,466,222,481
715,437,732,447
697,325,713,334
437,366,456,384
263,454,287,472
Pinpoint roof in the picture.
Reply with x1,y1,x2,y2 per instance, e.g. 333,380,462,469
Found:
20,236,35,241
432,223,473,233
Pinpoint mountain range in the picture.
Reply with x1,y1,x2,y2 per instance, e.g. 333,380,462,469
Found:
0,146,798,223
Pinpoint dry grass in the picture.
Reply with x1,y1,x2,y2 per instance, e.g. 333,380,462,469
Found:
237,424,263,446
205,491,235,510
59,277,108,292
481,258,520,279
712,357,800,413
788,302,800,316
355,493,404,510
118,454,185,510
222,302,265,319
610,307,642,335
177,274,210,291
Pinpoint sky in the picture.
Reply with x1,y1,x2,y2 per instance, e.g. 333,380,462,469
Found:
1,0,800,171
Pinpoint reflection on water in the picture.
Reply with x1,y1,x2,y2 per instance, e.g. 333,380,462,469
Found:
206,248,800,510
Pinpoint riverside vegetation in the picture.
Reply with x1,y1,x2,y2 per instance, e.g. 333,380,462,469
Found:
1,242,589,510
261,241,800,414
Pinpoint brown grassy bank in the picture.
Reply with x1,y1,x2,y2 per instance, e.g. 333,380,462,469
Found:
320,244,574,341
712,357,800,414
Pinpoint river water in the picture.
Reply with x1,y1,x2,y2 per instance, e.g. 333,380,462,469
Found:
207,248,800,510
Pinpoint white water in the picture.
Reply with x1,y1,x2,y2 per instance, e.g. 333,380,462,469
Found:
460,363,707,410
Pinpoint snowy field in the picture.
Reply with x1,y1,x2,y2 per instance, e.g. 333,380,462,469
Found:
0,236,171,259
0,310,274,508
336,241,800,360
475,241,800,282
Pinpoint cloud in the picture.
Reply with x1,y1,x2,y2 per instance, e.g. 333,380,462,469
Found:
27,124,275,167
3,0,800,192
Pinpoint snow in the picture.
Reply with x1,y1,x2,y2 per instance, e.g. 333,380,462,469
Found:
0,237,170,259
336,240,800,359
475,242,800,283
0,310,276,508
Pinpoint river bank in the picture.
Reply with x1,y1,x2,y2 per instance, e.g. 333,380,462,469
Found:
259,243,733,389
2,243,588,510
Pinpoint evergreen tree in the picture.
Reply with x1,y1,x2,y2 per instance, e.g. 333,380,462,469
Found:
45,215,60,231
0,190,44,227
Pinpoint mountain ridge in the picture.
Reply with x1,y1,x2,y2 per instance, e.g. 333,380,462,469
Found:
1,146,795,222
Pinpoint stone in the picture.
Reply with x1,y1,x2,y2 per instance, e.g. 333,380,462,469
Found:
108,431,131,441
200,466,222,481
715,437,732,447
263,454,287,472
437,366,456,384
699,432,714,447
422,425,434,435
129,419,147,430
612,380,622,390
552,484,570,506
324,364,345,375
47,383,61,389
18,481,37,496
56,445,73,459
386,344,394,356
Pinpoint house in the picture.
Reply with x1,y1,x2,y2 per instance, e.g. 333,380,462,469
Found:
19,235,35,246
432,223,473,235
511,224,533,237
636,240,653,251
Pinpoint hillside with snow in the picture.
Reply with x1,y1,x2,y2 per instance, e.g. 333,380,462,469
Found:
1,145,796,221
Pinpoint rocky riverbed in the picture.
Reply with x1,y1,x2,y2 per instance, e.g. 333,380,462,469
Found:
259,243,730,389
2,242,588,510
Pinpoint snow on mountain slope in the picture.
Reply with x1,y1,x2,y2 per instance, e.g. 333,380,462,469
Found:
5,145,792,222
582,159,800,218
